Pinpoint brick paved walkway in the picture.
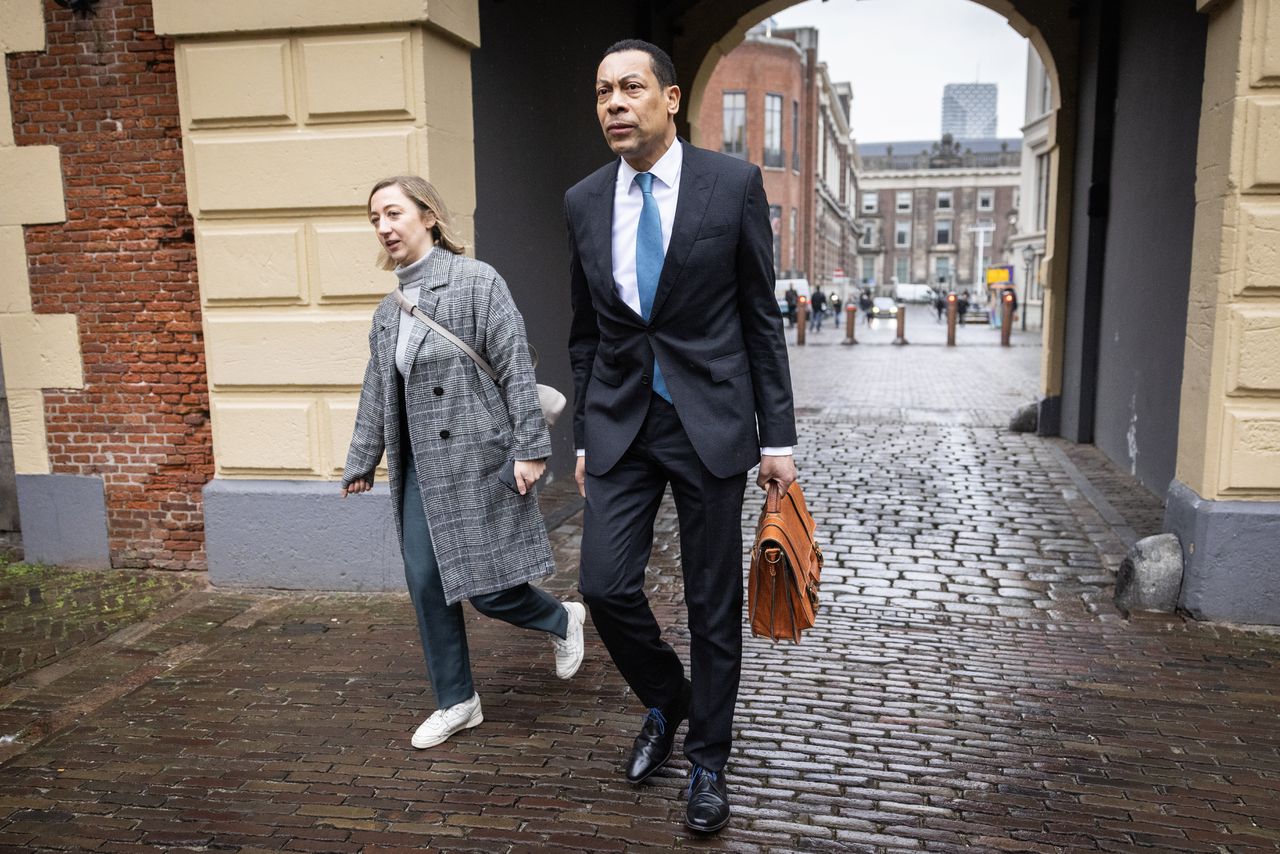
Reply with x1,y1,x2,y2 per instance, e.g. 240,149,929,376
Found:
1,329,1279,852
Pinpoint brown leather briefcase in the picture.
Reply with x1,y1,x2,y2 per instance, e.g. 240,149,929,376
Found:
747,480,822,642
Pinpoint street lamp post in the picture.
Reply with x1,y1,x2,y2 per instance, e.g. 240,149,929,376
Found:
967,221,995,307
1021,244,1036,332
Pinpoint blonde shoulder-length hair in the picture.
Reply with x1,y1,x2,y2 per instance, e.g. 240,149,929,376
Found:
368,175,467,270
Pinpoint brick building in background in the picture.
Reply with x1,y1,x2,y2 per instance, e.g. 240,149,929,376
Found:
695,22,859,298
3,0,209,569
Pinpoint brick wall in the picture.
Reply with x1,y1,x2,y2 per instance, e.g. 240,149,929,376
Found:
697,37,808,278
7,0,209,569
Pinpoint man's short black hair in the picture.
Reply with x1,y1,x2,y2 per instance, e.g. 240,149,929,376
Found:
603,39,677,90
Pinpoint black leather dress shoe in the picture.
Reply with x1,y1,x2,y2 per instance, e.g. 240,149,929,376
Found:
685,766,730,833
624,680,691,784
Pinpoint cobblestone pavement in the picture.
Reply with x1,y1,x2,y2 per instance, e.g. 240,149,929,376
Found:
1,331,1279,852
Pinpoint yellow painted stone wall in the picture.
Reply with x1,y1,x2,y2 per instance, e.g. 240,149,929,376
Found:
1178,0,1280,499
0,0,81,475
154,0,479,479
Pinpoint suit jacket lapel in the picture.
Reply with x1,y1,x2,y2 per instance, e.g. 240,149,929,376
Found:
651,142,715,321
401,250,454,373
585,162,646,325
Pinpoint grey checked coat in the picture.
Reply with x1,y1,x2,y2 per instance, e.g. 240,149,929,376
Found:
342,249,556,605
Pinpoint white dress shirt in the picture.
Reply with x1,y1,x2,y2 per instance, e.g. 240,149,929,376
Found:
611,141,682,315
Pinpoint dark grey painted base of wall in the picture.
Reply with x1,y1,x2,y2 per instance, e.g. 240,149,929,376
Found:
1165,480,1280,625
15,474,111,567
204,479,404,592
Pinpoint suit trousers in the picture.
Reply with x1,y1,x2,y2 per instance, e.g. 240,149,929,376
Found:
400,452,567,710
578,395,748,772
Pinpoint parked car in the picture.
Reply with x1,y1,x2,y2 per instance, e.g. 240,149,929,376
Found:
892,282,937,304
870,297,899,319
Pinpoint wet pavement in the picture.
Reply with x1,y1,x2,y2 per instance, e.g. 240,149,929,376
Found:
1,307,1278,852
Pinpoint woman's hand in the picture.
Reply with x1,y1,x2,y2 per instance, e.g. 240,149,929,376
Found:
513,459,546,496
341,478,372,498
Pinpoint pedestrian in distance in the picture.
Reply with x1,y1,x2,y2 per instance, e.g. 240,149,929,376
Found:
859,289,873,326
831,294,842,329
958,289,971,323
784,284,798,328
934,292,946,323
809,286,827,332
341,175,586,751
565,39,798,834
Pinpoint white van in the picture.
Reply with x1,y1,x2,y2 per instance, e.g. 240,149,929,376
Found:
893,282,937,304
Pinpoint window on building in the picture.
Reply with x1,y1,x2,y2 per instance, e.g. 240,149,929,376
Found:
935,256,952,284
896,191,912,212
722,92,746,158
769,204,782,275
895,221,910,247
1035,152,1050,231
861,256,875,284
764,94,783,168
894,256,909,283
935,219,952,245
936,191,952,210
977,189,994,211
791,99,800,172
789,207,798,270
862,193,878,214
860,222,876,247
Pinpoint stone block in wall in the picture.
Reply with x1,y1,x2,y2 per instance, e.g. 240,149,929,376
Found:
6,389,45,474
15,474,111,567
212,397,317,474
186,129,423,214
1228,307,1280,392
1243,98,1280,191
301,33,416,122
1253,0,1280,86
1219,405,1280,492
0,146,65,226
0,226,31,314
0,314,83,390
0,0,46,54
310,223,387,300
1238,202,1280,294
180,40,294,127
197,225,306,304
203,313,370,387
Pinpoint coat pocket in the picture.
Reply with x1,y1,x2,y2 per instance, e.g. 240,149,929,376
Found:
708,350,749,383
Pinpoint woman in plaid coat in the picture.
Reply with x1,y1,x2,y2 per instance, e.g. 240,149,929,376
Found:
341,176,586,749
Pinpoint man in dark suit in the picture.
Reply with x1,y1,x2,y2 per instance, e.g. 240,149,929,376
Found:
565,39,797,834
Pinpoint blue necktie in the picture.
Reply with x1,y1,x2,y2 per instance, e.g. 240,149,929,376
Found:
634,172,670,403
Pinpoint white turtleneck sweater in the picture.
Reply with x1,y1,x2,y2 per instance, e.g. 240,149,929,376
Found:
394,248,435,378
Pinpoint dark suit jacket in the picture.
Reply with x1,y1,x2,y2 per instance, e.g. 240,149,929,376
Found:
566,140,797,479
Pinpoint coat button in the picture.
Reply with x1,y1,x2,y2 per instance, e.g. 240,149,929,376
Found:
641,374,650,385
433,386,444,396
439,430,450,439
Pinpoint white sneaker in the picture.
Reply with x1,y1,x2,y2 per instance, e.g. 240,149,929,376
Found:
553,601,586,679
411,693,483,749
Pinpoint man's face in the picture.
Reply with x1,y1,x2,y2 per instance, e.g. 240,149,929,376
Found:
596,49,680,171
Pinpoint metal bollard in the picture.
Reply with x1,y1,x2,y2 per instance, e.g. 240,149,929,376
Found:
843,304,857,345
946,292,957,347
796,297,807,346
892,300,908,346
1000,292,1014,347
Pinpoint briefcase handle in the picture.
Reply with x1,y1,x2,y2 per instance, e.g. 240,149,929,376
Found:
765,480,783,515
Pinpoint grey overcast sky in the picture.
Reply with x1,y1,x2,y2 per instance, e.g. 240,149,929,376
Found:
770,0,1029,143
